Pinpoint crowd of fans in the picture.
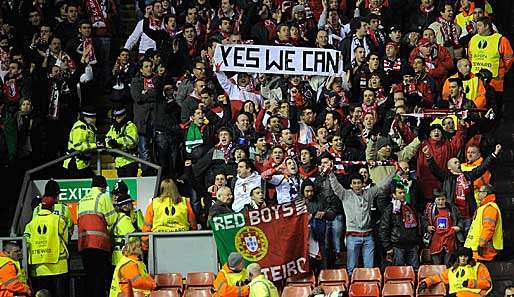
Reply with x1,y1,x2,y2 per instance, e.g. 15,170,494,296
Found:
0,0,513,295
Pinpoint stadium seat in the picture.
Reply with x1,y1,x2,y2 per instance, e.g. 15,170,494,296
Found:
349,282,380,297
133,292,146,297
183,288,212,297
285,273,316,287
417,265,446,284
416,283,446,297
149,289,181,297
351,268,382,287
156,273,183,290
185,272,215,289
318,268,350,287
384,266,416,285
382,282,414,297
281,285,312,297
320,283,347,293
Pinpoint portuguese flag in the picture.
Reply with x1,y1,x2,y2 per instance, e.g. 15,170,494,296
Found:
210,199,310,282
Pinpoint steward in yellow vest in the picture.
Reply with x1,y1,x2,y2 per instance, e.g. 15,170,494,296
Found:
419,247,492,297
464,185,502,261
24,200,69,297
63,106,98,178
468,17,514,92
213,252,250,297
142,179,197,233
105,105,139,177
248,263,279,297
109,239,156,297
112,193,136,266
0,243,31,297
32,180,74,238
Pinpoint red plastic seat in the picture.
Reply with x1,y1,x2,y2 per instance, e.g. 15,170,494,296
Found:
285,273,316,287
351,268,382,287
320,283,347,293
281,285,312,297
382,282,414,297
318,268,350,287
185,272,215,289
384,266,416,285
156,273,183,290
133,292,146,297
417,265,446,284
183,288,212,297
149,289,181,297
117,292,145,297
349,282,380,297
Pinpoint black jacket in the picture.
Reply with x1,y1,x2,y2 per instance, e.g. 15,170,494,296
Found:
379,202,420,250
427,153,496,214
314,174,344,216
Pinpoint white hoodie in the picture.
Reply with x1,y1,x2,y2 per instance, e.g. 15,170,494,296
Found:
232,171,262,212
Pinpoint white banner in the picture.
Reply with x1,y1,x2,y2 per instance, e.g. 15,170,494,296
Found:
213,44,344,77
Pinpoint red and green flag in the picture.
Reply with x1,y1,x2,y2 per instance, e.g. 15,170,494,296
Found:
210,199,310,282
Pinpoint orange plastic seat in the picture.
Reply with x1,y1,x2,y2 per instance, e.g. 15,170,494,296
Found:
183,288,212,297
318,268,350,287
351,268,382,287
384,266,416,285
349,282,380,297
186,272,215,289
417,265,446,284
156,273,183,290
149,289,181,297
320,283,347,293
382,282,414,297
281,285,312,297
285,273,316,287
416,283,446,297
117,292,145,297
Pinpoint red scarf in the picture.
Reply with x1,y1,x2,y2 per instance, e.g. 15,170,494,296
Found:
383,57,402,73
84,0,106,25
299,165,318,179
455,172,470,207
79,37,97,63
401,203,417,228
149,16,162,28
3,74,22,103
437,17,460,47
143,77,154,90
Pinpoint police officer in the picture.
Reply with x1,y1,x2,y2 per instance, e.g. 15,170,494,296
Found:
112,179,144,231
32,180,74,238
111,193,136,266
24,195,69,297
63,106,98,178
105,105,139,177
78,175,117,297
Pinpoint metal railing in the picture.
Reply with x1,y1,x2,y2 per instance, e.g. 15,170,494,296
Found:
10,148,162,236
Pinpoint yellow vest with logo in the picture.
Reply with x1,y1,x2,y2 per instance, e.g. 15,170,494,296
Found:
152,197,190,232
463,76,480,102
469,33,502,77
105,121,139,168
112,213,136,266
448,263,482,294
109,256,151,297
33,203,73,235
27,213,60,265
464,202,503,250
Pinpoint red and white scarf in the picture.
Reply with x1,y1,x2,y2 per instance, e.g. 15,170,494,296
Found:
78,38,97,64
437,17,460,47
383,57,402,73
455,172,470,206
143,77,154,90
3,74,22,103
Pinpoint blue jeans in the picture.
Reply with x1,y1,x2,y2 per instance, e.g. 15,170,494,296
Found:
138,134,152,175
393,246,419,269
326,214,344,254
346,234,375,276
462,218,472,235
